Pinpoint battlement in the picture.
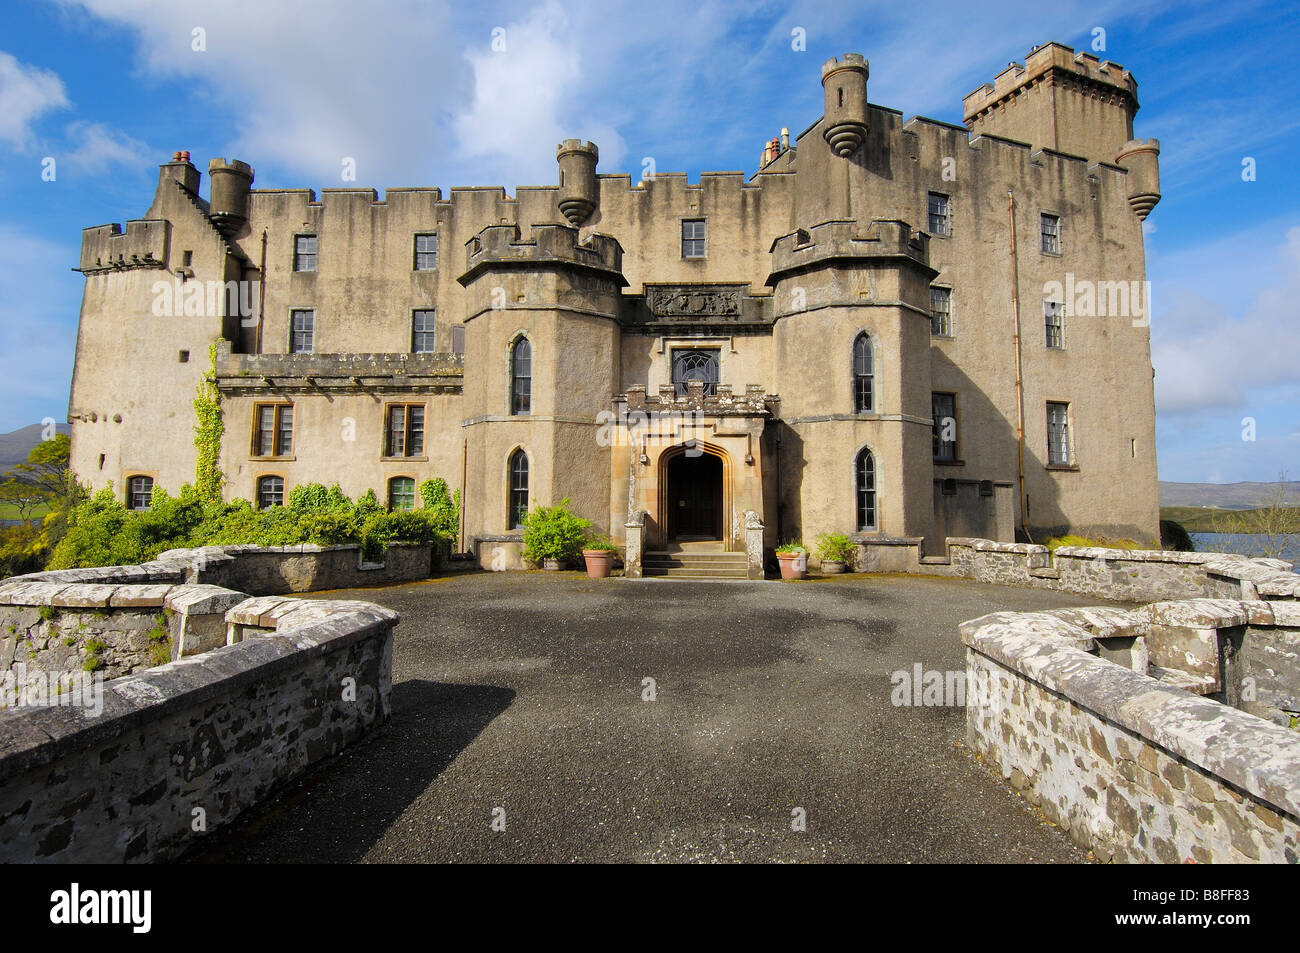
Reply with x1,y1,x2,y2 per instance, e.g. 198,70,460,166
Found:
460,222,625,283
625,382,777,417
821,53,868,82
213,339,462,395
78,219,171,274
963,41,1137,121
209,158,253,177
768,219,931,281
557,139,598,160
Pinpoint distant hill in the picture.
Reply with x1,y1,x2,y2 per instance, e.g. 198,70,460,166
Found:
1159,481,1300,509
0,423,70,476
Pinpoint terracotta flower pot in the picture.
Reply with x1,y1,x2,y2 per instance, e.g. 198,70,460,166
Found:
777,552,807,580
543,558,564,571
583,549,615,578
821,559,846,575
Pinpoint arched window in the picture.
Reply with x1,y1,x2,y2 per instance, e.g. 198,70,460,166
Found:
126,475,154,511
388,477,416,511
511,337,532,415
508,449,529,529
257,475,284,509
855,449,876,531
853,333,873,413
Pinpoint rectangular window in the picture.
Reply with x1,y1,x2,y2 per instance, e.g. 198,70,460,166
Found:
388,477,416,511
451,324,465,356
1047,401,1072,466
1040,213,1061,254
253,404,293,456
1044,300,1064,349
412,310,436,353
290,310,314,353
927,192,951,237
681,219,706,258
414,233,438,271
386,404,425,457
930,286,952,336
932,393,957,462
293,234,317,272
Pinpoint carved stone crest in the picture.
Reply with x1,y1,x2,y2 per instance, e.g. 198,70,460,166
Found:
647,285,742,318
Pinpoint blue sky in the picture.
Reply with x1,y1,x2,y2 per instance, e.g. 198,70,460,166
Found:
0,0,1296,483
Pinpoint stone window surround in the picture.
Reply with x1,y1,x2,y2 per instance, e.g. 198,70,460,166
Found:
124,472,156,511
382,401,428,460
249,400,294,459
506,331,532,417
505,446,530,531
850,327,879,415
387,474,417,510
851,442,882,532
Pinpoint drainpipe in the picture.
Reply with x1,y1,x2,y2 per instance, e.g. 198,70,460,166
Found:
460,437,468,554
1008,190,1030,542
256,229,268,353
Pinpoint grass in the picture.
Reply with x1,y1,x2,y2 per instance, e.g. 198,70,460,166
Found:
0,500,51,520
1043,534,1144,552
1161,506,1300,534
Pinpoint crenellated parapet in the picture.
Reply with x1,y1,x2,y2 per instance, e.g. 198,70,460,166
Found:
458,222,625,286
77,219,171,275
962,42,1137,122
767,219,933,284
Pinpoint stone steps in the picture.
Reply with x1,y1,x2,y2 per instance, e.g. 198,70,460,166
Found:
644,551,750,579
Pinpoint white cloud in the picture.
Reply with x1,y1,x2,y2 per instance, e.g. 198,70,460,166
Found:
1150,224,1300,416
60,120,152,171
0,50,70,151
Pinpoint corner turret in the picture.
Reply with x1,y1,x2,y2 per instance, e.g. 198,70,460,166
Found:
821,54,869,156
1115,138,1161,220
207,158,255,237
556,140,599,226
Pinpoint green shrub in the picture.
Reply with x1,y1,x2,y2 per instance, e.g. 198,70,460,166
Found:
815,532,855,562
775,540,808,556
582,533,618,553
522,498,591,563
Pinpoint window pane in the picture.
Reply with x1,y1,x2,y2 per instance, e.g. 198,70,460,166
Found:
927,192,951,237
682,220,706,258
1047,402,1070,465
933,393,956,461
672,349,719,397
451,324,465,355
128,476,153,510
856,450,876,530
257,405,275,456
1041,214,1060,254
1044,300,1063,348
407,405,424,456
509,451,529,529
389,477,416,510
258,476,283,509
290,311,314,353
930,287,951,336
412,310,435,352
414,233,438,270
388,405,405,456
277,405,293,455
294,235,317,272
512,339,532,415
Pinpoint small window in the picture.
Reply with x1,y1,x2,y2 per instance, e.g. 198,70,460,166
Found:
182,250,193,267
511,337,532,415
508,449,529,530
179,349,190,363
412,310,436,353
930,287,952,336
257,475,284,509
386,404,425,457
126,475,153,511
1047,401,1072,466
293,234,317,272
388,477,416,511
451,324,465,356
290,310,314,353
1040,213,1061,255
927,192,951,237
414,233,438,271
855,449,876,531
681,219,706,258
672,349,719,397
932,392,957,462
1044,300,1064,349
253,403,293,457
853,333,873,413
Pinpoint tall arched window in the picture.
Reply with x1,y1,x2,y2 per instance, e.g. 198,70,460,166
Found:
853,333,873,413
855,448,876,531
511,337,532,415
508,449,529,529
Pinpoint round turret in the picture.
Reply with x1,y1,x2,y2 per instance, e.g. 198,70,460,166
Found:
1115,139,1161,220
821,54,869,157
556,140,599,226
207,158,255,236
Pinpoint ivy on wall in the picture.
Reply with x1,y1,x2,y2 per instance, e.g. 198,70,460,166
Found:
193,343,224,503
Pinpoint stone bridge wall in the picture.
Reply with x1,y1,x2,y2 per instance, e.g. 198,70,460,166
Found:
960,600,1300,863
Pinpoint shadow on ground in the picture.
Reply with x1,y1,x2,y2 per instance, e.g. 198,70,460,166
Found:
190,680,514,863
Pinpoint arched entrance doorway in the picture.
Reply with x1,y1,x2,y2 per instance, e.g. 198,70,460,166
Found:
663,448,724,543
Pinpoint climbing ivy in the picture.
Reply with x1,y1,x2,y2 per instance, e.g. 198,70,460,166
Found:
193,343,224,503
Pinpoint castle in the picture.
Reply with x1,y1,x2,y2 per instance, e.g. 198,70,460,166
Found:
67,41,1162,569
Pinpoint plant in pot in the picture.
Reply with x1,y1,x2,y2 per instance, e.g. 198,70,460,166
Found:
581,533,618,579
815,532,855,575
775,541,809,580
521,498,590,571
